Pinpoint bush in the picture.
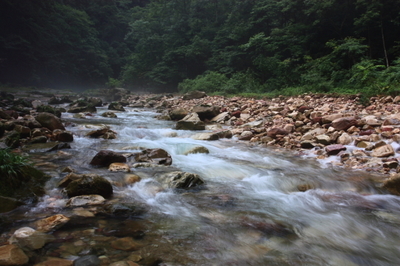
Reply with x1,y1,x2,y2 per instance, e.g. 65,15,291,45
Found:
0,149,32,193
178,71,229,93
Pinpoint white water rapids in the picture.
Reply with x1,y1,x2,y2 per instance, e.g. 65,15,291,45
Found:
5,106,400,265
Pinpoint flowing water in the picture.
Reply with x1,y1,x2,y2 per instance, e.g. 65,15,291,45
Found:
3,106,400,266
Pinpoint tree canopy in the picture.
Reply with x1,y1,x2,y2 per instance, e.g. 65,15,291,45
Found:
1,0,399,94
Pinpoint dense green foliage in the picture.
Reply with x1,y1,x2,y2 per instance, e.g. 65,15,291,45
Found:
1,0,400,95
0,149,31,194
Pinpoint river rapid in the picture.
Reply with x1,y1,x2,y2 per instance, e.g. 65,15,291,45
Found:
2,106,400,266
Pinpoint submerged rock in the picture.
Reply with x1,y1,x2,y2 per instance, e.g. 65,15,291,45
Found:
158,171,205,189
134,148,172,166
66,195,106,207
0,244,29,265
90,150,127,167
35,214,70,232
65,175,113,198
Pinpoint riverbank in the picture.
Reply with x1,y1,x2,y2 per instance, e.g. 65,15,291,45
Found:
127,91,400,190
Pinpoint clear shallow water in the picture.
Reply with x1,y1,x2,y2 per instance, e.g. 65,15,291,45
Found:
2,107,400,265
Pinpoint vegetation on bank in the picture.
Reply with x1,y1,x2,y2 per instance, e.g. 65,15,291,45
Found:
1,0,400,96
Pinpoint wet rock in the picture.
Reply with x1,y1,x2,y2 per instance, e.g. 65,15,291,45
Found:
89,150,127,167
101,111,117,118
108,102,125,111
134,148,172,166
58,173,92,188
0,196,24,213
65,175,113,198
176,113,205,130
192,105,220,120
34,257,73,266
300,140,315,149
35,112,65,131
216,130,233,139
9,227,52,250
159,171,205,189
73,255,101,266
191,132,219,141
383,174,400,195
109,162,130,172
169,108,188,120
35,214,70,232
29,136,48,144
182,90,206,100
371,144,395,157
88,97,103,107
86,126,115,139
239,131,253,141
331,116,357,131
325,144,346,156
0,244,29,265
22,142,71,153
111,237,140,251
66,195,106,207
184,145,210,155
13,124,30,138
109,261,140,266
124,174,141,185
37,105,62,118
53,129,74,142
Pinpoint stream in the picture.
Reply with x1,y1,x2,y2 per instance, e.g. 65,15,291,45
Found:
2,106,400,266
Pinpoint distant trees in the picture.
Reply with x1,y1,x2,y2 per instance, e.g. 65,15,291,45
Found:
1,0,399,94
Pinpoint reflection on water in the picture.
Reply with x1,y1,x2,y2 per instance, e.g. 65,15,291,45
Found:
2,107,400,266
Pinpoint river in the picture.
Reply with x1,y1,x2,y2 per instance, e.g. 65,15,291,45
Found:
2,105,400,266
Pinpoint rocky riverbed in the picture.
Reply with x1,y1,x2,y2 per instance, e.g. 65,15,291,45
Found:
1,88,400,265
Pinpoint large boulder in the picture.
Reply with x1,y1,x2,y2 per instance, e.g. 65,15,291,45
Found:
176,113,205,130
169,108,189,120
65,175,113,198
192,105,220,121
158,171,205,189
108,102,125,111
90,150,127,167
134,148,172,166
182,90,206,100
35,112,65,131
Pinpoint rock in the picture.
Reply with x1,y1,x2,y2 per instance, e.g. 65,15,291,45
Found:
52,130,74,142
191,132,219,141
315,134,331,145
101,111,117,118
134,148,172,165
33,257,73,266
331,116,357,131
184,146,210,155
176,113,205,130
182,90,206,100
66,195,106,207
109,261,140,266
169,108,188,120
86,126,115,139
35,214,70,232
36,105,62,118
300,140,315,149
73,255,101,266
88,97,103,107
22,142,71,153
108,102,125,111
111,237,140,251
383,174,400,195
325,144,346,156
13,124,30,138
0,196,24,213
0,245,29,265
239,131,253,140
124,174,141,185
192,105,220,120
371,144,395,157
211,112,230,123
29,136,48,144
215,130,233,139
159,171,205,189
89,150,127,167
65,175,113,198
109,163,130,172
267,128,288,138
337,133,353,145
321,114,343,124
35,112,65,131
9,227,51,250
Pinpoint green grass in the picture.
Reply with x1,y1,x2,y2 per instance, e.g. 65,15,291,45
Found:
0,149,32,189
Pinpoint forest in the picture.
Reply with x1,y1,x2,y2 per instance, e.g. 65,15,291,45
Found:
1,0,400,96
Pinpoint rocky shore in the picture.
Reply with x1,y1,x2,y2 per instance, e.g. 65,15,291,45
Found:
131,90,400,194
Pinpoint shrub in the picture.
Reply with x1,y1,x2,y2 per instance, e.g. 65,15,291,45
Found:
0,149,32,189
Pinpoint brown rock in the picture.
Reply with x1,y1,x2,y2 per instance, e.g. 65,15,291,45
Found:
0,245,29,265
325,144,346,156
33,257,73,266
111,237,140,251
134,148,172,165
267,128,288,139
383,174,400,195
35,214,70,232
371,144,395,158
35,112,65,131
109,162,131,172
331,117,357,131
90,150,127,167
